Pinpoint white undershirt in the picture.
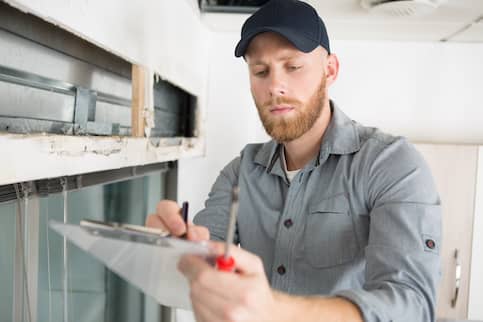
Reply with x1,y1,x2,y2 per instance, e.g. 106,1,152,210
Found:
281,147,301,183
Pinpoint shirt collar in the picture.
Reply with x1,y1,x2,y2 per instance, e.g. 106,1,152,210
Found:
254,100,361,175
320,100,361,156
254,140,285,177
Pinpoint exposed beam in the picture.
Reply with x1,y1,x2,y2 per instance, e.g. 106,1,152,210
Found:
131,64,146,137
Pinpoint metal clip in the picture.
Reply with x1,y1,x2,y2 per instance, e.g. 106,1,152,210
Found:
451,249,461,308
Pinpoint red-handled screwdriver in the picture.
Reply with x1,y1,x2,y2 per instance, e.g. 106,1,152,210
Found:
216,186,239,272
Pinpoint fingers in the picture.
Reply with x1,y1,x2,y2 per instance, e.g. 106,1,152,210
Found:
187,225,210,241
178,254,246,300
179,252,274,322
145,200,187,236
208,241,265,275
145,213,168,231
146,200,210,241
192,301,219,322
178,254,214,280
155,200,187,236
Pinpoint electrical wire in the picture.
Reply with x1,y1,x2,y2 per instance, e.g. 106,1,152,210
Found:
14,183,32,322
45,197,53,322
61,178,69,322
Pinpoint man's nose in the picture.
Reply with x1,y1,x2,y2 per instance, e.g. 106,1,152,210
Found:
268,72,287,97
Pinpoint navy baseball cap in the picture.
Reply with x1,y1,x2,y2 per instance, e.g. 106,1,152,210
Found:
234,0,330,57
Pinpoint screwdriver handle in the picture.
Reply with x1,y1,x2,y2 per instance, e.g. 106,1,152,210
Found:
216,186,239,273
216,255,235,272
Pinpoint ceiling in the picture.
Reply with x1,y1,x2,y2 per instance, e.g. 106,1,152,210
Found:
201,0,483,42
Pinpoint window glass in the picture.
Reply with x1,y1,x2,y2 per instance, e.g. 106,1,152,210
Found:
0,202,16,322
0,172,165,322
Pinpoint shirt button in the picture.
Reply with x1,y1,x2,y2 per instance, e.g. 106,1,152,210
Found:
283,219,293,228
426,239,436,249
277,265,286,275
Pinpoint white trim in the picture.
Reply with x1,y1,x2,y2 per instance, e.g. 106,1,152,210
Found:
468,146,483,320
0,134,204,185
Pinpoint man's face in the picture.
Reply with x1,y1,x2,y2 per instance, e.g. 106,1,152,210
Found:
245,32,329,143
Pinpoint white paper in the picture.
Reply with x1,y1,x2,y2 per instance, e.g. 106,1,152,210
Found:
49,220,211,309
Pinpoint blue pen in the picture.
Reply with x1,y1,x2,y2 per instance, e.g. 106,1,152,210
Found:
180,201,189,238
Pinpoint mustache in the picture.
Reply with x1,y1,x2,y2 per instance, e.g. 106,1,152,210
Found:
262,97,301,108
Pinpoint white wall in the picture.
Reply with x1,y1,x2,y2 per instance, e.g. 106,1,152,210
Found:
331,41,483,144
468,147,483,320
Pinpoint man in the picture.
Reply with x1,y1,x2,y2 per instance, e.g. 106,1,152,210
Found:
146,1,442,321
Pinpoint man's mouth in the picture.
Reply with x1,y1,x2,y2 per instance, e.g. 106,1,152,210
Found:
269,105,295,115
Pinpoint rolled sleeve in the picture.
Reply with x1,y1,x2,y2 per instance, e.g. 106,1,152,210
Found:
335,138,442,322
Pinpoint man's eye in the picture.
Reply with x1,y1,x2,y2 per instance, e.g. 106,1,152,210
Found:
288,65,301,71
254,70,267,77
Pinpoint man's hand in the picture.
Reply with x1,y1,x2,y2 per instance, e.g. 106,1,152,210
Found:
178,242,278,322
178,242,364,322
145,200,210,241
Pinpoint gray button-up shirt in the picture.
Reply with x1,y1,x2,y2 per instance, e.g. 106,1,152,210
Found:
194,102,442,322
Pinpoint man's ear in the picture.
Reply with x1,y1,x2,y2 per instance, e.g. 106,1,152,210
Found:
325,54,339,86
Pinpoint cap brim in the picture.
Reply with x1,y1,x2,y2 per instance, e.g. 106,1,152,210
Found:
234,26,319,57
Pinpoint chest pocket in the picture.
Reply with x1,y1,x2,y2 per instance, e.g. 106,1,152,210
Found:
303,194,359,268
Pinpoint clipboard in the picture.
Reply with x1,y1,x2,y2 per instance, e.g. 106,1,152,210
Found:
49,219,212,309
